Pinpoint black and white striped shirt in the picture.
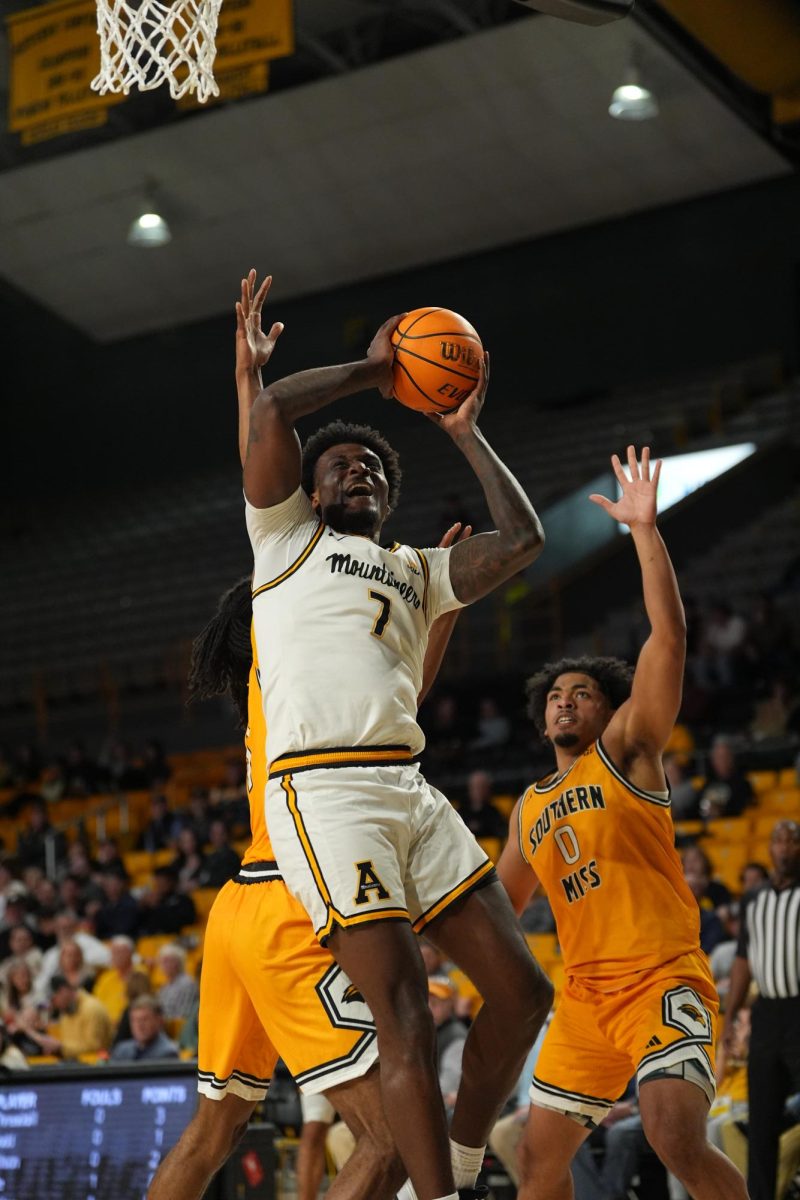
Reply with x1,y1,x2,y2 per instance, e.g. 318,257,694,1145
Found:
737,881,800,999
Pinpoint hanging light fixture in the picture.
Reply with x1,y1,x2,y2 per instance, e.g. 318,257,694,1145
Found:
609,65,659,121
127,185,172,248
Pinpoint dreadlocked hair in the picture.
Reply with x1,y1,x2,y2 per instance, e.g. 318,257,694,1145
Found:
187,577,253,730
301,420,402,511
524,655,634,741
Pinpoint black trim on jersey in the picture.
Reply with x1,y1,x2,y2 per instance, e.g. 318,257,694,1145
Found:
252,521,325,598
412,862,497,932
413,548,430,619
269,745,414,779
236,860,282,884
197,1067,272,1092
531,1073,616,1109
596,739,671,807
532,757,581,794
637,1039,715,1082
293,1030,377,1090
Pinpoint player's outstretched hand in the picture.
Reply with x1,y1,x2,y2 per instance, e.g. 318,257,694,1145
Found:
235,269,284,374
367,313,407,398
426,352,489,440
589,444,661,529
437,521,473,549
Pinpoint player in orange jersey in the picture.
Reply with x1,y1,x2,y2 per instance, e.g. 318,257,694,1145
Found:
498,446,748,1200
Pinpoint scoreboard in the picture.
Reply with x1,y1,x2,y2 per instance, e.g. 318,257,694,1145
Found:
0,1065,275,1195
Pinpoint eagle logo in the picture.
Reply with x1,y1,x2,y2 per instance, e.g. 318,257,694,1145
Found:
678,1003,707,1028
342,984,365,1005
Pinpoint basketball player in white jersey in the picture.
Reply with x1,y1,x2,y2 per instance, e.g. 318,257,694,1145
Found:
238,270,553,1200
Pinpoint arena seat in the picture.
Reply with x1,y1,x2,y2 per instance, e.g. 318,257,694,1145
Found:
706,816,751,842
492,794,516,819
759,787,800,816
704,843,748,892
477,837,503,864
747,770,779,795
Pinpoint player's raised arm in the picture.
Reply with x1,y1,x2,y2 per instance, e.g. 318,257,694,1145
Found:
244,313,403,508
592,446,686,759
235,270,284,467
429,357,545,604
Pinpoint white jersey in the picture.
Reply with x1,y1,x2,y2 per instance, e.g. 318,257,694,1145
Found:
246,487,463,760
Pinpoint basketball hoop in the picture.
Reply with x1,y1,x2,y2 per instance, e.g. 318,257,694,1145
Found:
91,0,224,103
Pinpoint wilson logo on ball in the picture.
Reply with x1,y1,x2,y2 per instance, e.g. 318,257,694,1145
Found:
391,306,484,415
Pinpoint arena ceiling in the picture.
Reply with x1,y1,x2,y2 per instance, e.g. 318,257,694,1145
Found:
0,1,791,342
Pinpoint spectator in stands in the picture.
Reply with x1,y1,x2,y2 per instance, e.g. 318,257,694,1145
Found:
56,939,97,994
724,820,800,1200
744,594,792,684
18,973,113,1060
137,792,178,853
58,873,90,917
682,844,732,910
423,693,467,770
5,927,43,977
708,903,741,1003
0,862,15,922
740,862,769,893
196,818,240,889
16,801,67,872
138,867,196,936
156,944,198,1020
142,739,171,788
101,740,147,792
63,843,103,907
427,976,467,1117
208,760,246,808
62,741,99,798
663,753,699,819
111,996,179,1062
95,838,128,879
39,760,66,805
697,736,754,819
93,869,140,941
94,936,137,1026
171,827,206,893
31,876,58,916
36,909,110,997
699,600,748,688
0,889,39,958
0,959,38,1019
470,697,511,753
112,970,153,1046
459,770,506,841
683,857,727,956
750,676,797,741
180,788,214,845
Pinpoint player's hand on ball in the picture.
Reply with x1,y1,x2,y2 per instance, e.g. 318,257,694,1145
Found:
235,269,284,373
367,314,407,398
426,352,489,439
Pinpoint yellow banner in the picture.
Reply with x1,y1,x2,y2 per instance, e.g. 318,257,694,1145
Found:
7,0,123,134
214,0,294,70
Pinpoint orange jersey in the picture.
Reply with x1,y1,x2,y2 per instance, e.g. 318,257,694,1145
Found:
240,625,273,866
518,738,700,989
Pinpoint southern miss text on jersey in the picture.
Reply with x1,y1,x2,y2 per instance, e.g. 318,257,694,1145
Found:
246,487,463,762
518,739,700,990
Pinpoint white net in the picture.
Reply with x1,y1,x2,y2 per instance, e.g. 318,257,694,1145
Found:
91,0,224,103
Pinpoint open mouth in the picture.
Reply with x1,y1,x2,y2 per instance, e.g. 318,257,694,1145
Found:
556,715,577,726
346,483,373,497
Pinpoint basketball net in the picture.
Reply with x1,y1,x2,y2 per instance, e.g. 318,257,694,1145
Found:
90,0,224,102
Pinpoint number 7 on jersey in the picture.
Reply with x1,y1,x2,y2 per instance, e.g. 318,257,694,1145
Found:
368,589,392,639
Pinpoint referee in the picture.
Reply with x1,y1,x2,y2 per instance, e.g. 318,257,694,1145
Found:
724,819,800,1200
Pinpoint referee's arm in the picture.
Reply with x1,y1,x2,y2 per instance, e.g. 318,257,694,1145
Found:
722,892,753,1050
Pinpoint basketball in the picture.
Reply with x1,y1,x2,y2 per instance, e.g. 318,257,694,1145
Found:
391,308,483,414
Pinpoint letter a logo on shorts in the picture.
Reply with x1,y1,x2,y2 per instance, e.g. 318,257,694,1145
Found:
353,860,390,905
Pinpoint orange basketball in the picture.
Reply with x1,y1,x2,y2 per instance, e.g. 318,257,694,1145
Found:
391,308,483,414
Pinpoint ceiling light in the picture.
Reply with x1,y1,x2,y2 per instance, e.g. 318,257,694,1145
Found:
127,194,172,248
609,67,659,121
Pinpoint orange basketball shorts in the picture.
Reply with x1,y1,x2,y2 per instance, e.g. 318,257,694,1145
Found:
197,863,377,1102
531,950,719,1125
